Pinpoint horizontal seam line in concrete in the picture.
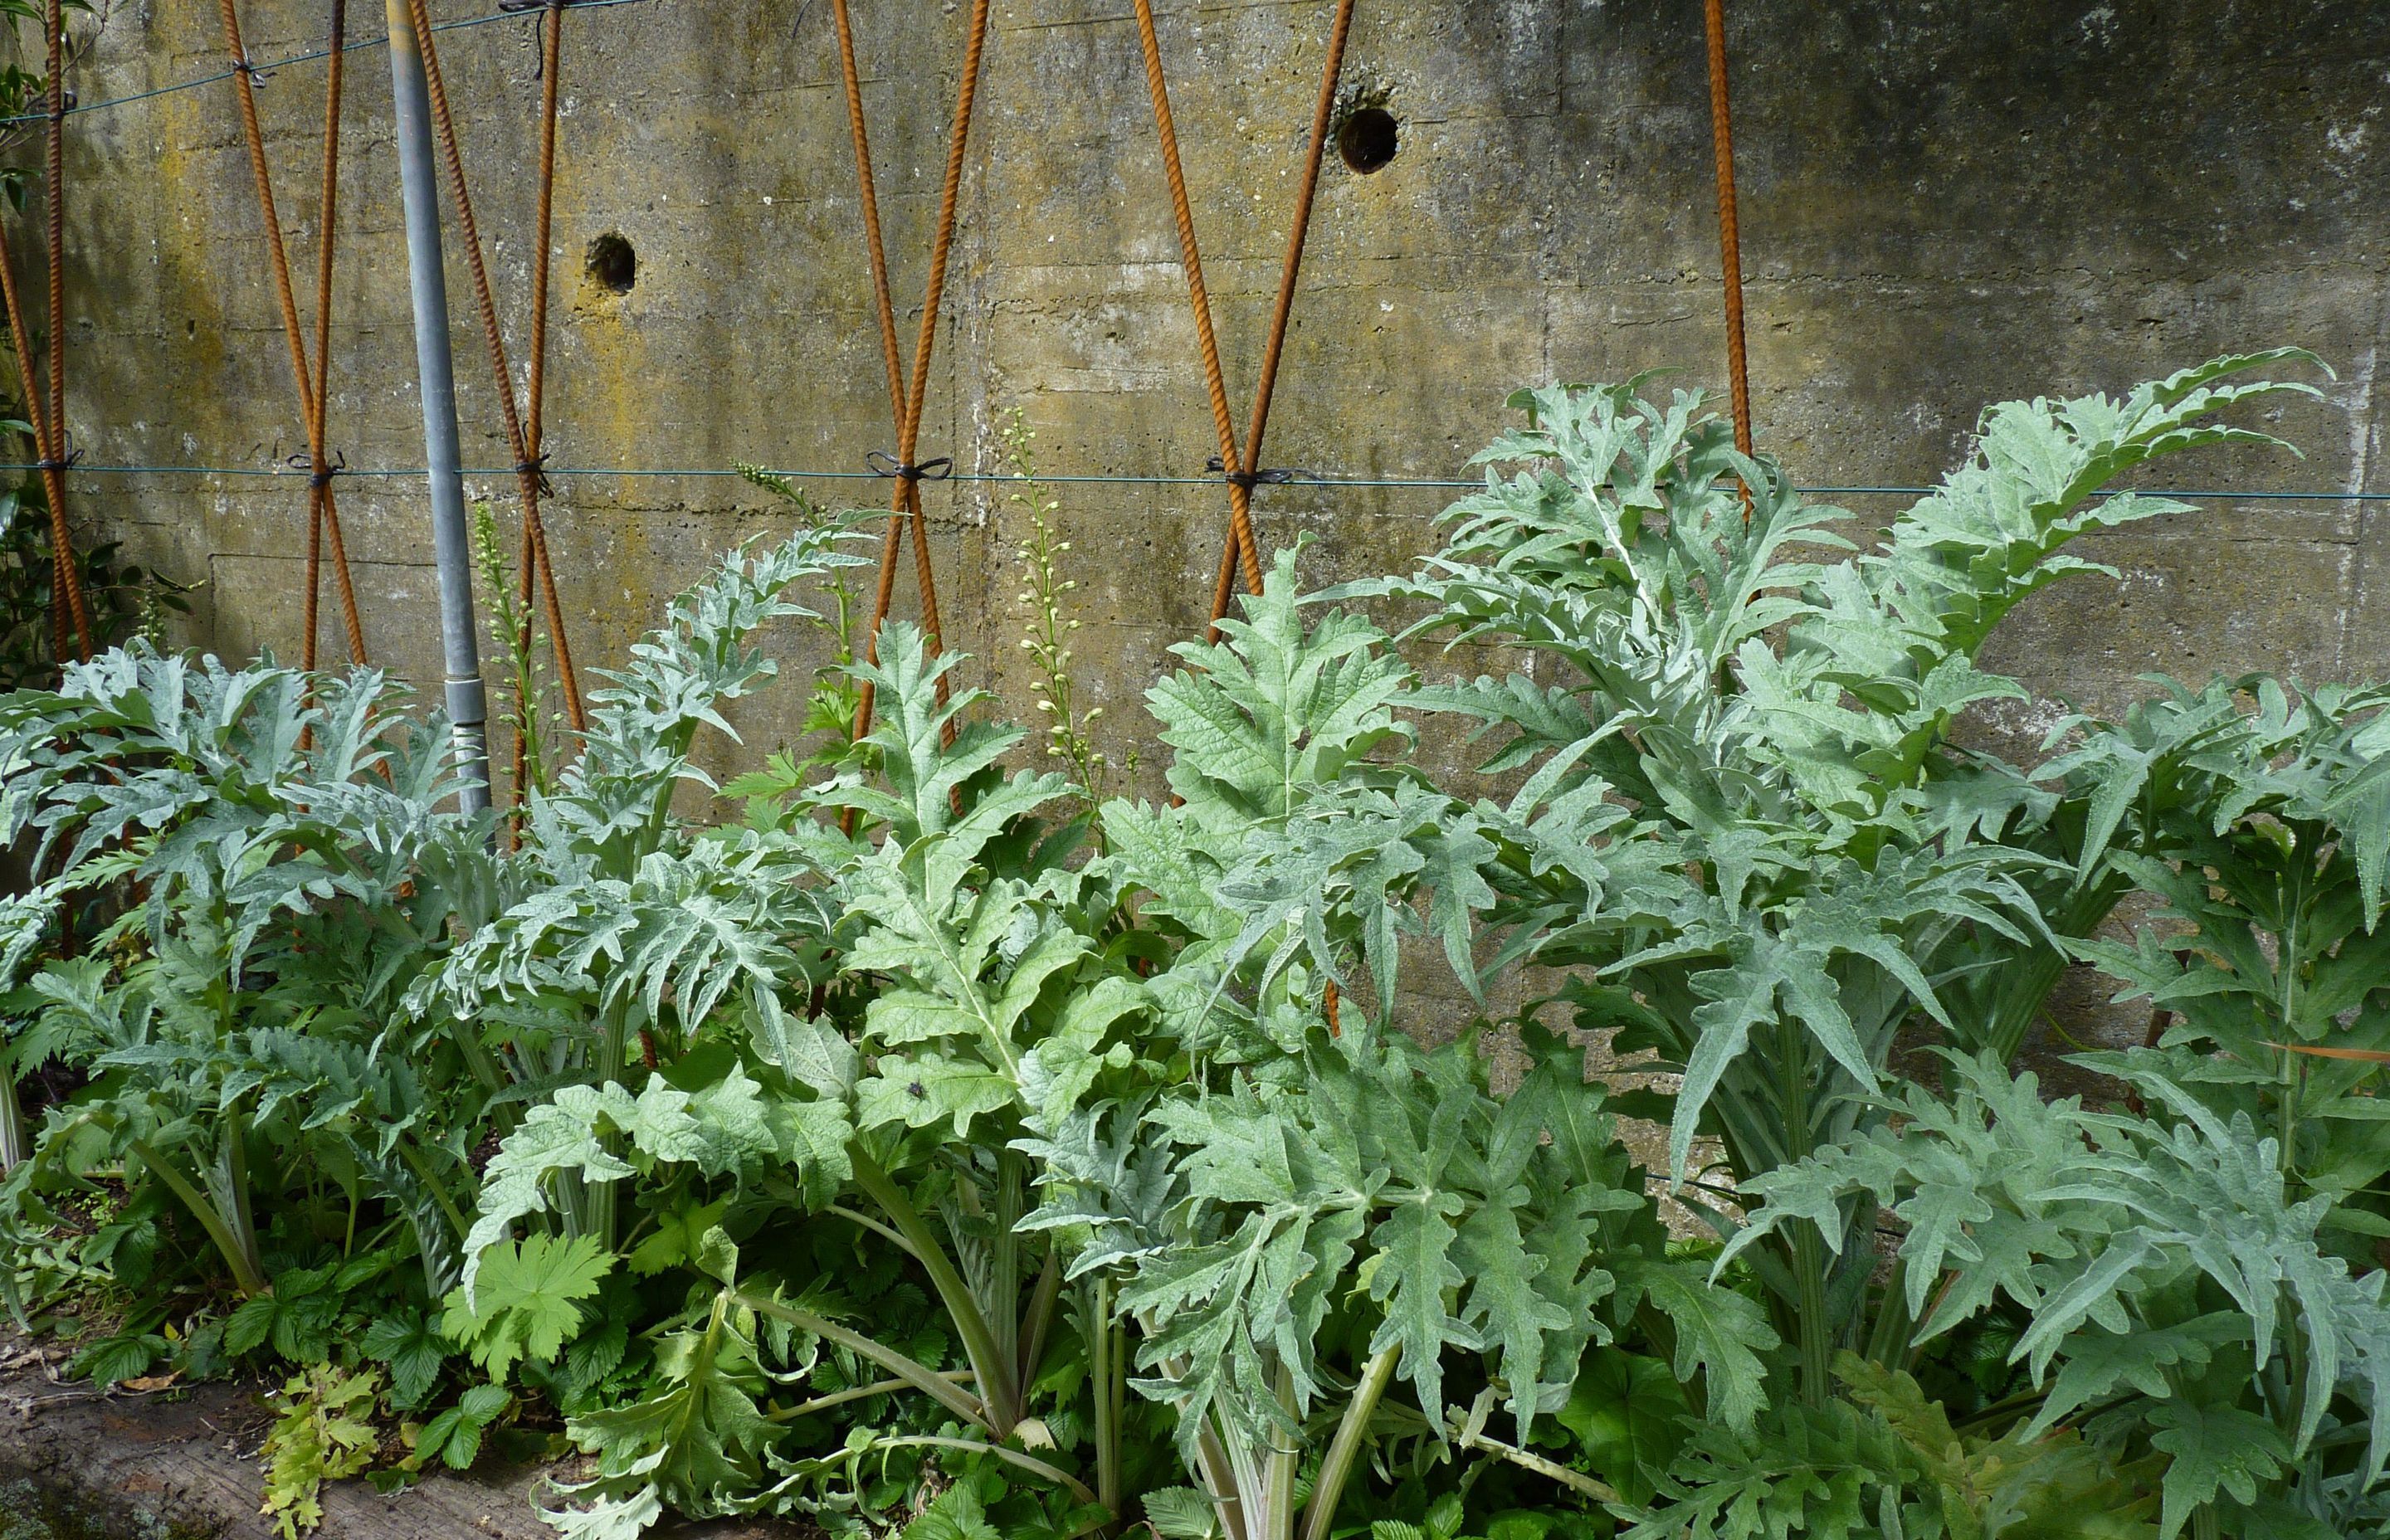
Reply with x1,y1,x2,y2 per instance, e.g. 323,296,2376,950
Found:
20,463,2390,499
2,0,656,127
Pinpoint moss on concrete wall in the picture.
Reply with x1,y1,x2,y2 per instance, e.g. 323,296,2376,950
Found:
32,0,2390,786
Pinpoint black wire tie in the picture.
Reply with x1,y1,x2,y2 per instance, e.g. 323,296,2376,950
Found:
515,452,554,496
1207,454,1302,490
232,54,274,84
866,451,954,483
288,449,347,488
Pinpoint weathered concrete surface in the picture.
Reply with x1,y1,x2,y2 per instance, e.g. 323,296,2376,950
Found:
24,0,2390,779
6,0,2380,1085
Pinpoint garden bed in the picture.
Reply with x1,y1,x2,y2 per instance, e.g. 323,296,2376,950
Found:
4,358,2386,1538
0,1331,801,1540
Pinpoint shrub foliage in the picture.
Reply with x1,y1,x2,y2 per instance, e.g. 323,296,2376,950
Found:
3,352,2386,1540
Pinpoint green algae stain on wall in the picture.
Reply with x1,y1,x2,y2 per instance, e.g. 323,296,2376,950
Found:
51,0,2390,743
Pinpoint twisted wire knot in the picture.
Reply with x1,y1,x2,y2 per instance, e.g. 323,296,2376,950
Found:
866,450,953,483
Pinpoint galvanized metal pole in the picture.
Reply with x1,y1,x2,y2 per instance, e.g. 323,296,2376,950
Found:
383,0,490,818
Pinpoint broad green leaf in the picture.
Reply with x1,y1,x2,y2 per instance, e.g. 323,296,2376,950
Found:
1557,1349,1690,1507
443,1232,615,1383
901,1484,1002,1540
1613,1255,1775,1436
2148,1401,2290,1540
362,1310,449,1410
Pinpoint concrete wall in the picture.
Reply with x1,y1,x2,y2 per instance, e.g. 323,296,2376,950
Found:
34,0,2390,786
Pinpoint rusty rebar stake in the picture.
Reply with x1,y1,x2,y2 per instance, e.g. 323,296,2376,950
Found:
217,0,368,670
1703,0,1753,465
832,0,993,768
1129,0,1356,639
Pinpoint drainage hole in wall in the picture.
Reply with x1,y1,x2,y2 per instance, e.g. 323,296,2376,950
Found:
1337,107,1398,173
585,232,637,294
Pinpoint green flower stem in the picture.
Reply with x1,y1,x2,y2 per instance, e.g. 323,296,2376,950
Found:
1861,1255,1914,1367
128,1136,267,1297
1018,1243,1061,1385
993,1148,1025,1374
0,1070,26,1173
585,998,634,1249
1949,1383,2051,1435
1264,1361,1298,1540
1296,1345,1400,1540
1090,1278,1122,1519
866,1435,1100,1511
735,1290,993,1432
763,1368,976,1424
1773,1017,1834,1401
395,1136,471,1244
1192,1418,1252,1540
206,1112,266,1299
826,1202,918,1259
850,1144,1022,1427
445,1019,508,1099
1978,870,2126,1062
2275,862,2309,1417
2275,878,2305,1184
1445,1422,1622,1504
